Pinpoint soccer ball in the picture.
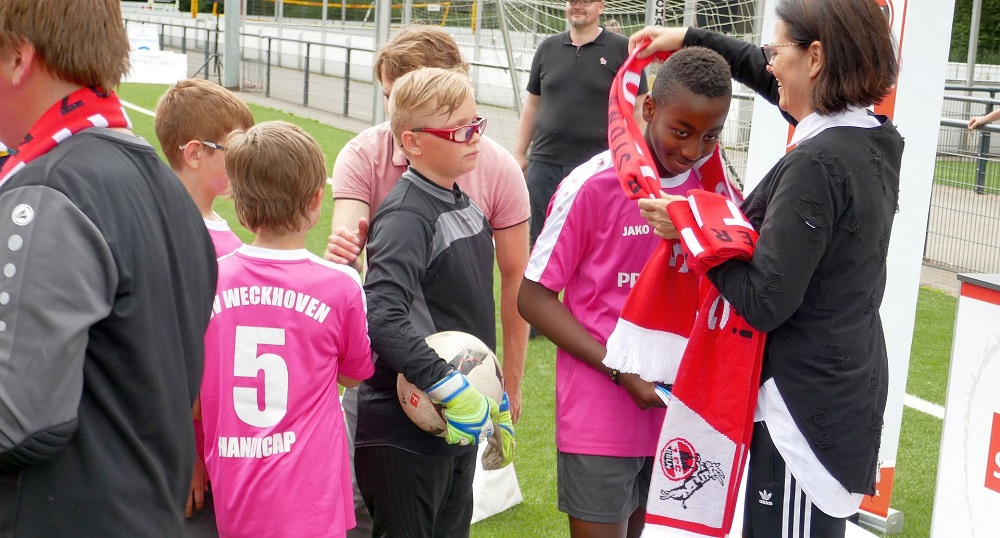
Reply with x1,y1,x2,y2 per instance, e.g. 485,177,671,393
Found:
397,331,505,437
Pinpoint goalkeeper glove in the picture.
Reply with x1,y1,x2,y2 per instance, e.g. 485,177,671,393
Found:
482,392,515,470
426,371,498,446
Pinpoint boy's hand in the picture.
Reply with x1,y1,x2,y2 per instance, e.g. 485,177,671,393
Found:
325,217,368,265
482,392,515,470
426,371,498,446
185,456,207,518
619,372,668,410
638,197,685,240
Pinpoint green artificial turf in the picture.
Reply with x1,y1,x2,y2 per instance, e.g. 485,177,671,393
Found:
904,288,958,405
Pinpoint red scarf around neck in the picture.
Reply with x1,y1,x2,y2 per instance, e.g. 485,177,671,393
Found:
608,41,669,201
0,86,132,187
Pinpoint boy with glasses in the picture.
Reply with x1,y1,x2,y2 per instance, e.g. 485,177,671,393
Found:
326,25,528,536
154,78,255,525
155,78,255,258
356,67,514,538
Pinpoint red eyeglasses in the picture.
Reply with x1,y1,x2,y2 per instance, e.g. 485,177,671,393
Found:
412,116,487,143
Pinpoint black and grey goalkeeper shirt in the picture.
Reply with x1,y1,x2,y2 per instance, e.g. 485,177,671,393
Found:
357,168,495,458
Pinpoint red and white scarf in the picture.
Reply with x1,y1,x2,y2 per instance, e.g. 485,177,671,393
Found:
667,190,756,275
604,43,743,383
0,86,132,188
642,194,765,537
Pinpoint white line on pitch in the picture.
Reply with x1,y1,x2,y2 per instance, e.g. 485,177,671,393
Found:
903,393,945,420
121,99,156,118
121,98,335,186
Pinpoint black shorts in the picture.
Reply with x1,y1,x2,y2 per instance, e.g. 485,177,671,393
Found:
557,451,654,524
356,445,476,538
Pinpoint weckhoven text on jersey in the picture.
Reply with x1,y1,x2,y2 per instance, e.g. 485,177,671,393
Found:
211,285,332,323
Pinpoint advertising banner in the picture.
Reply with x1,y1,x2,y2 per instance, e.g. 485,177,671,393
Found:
930,276,1000,536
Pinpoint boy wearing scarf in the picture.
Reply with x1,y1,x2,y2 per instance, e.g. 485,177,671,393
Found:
0,1,217,535
518,47,734,538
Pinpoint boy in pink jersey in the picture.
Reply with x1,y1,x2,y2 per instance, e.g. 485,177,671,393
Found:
200,121,373,537
155,78,256,522
518,47,734,538
156,78,255,258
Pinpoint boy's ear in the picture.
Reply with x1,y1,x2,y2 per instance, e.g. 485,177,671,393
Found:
400,131,422,156
642,94,656,124
180,141,203,170
308,186,324,212
0,37,36,88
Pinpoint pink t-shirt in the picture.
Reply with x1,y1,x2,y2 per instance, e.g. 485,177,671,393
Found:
196,215,244,464
201,245,373,538
524,151,704,458
205,215,243,258
331,122,529,229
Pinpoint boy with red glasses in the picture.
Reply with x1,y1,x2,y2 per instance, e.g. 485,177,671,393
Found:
355,67,515,538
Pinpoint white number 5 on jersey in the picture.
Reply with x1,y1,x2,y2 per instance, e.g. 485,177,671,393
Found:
233,326,289,427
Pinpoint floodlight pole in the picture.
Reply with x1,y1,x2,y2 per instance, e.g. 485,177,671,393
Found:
961,0,983,149
372,0,392,125
496,0,521,116
223,0,241,89
967,0,983,88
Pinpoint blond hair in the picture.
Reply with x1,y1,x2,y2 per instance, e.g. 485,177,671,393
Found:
225,121,326,234
388,67,474,143
0,0,130,90
155,78,255,170
374,25,469,84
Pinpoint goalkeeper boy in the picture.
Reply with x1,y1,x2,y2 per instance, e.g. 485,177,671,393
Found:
355,67,515,537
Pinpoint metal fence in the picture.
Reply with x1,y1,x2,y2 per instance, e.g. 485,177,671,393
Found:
929,86,1000,273
123,13,1000,274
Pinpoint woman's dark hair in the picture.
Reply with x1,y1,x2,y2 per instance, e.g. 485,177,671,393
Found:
777,0,898,114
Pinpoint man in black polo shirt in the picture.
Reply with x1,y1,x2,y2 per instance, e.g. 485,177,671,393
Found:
514,0,647,245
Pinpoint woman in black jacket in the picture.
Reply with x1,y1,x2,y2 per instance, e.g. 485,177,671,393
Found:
631,1,904,536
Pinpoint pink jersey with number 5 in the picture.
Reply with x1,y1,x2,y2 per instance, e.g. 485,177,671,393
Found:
201,245,373,537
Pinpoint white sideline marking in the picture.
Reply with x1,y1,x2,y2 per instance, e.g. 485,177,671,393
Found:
903,393,945,420
121,99,156,118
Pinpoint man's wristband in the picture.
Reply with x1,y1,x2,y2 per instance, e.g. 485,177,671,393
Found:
609,368,620,385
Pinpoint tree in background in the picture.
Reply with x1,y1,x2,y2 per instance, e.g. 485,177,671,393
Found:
951,0,1000,64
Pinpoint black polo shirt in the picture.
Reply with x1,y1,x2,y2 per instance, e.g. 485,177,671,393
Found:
526,29,647,168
